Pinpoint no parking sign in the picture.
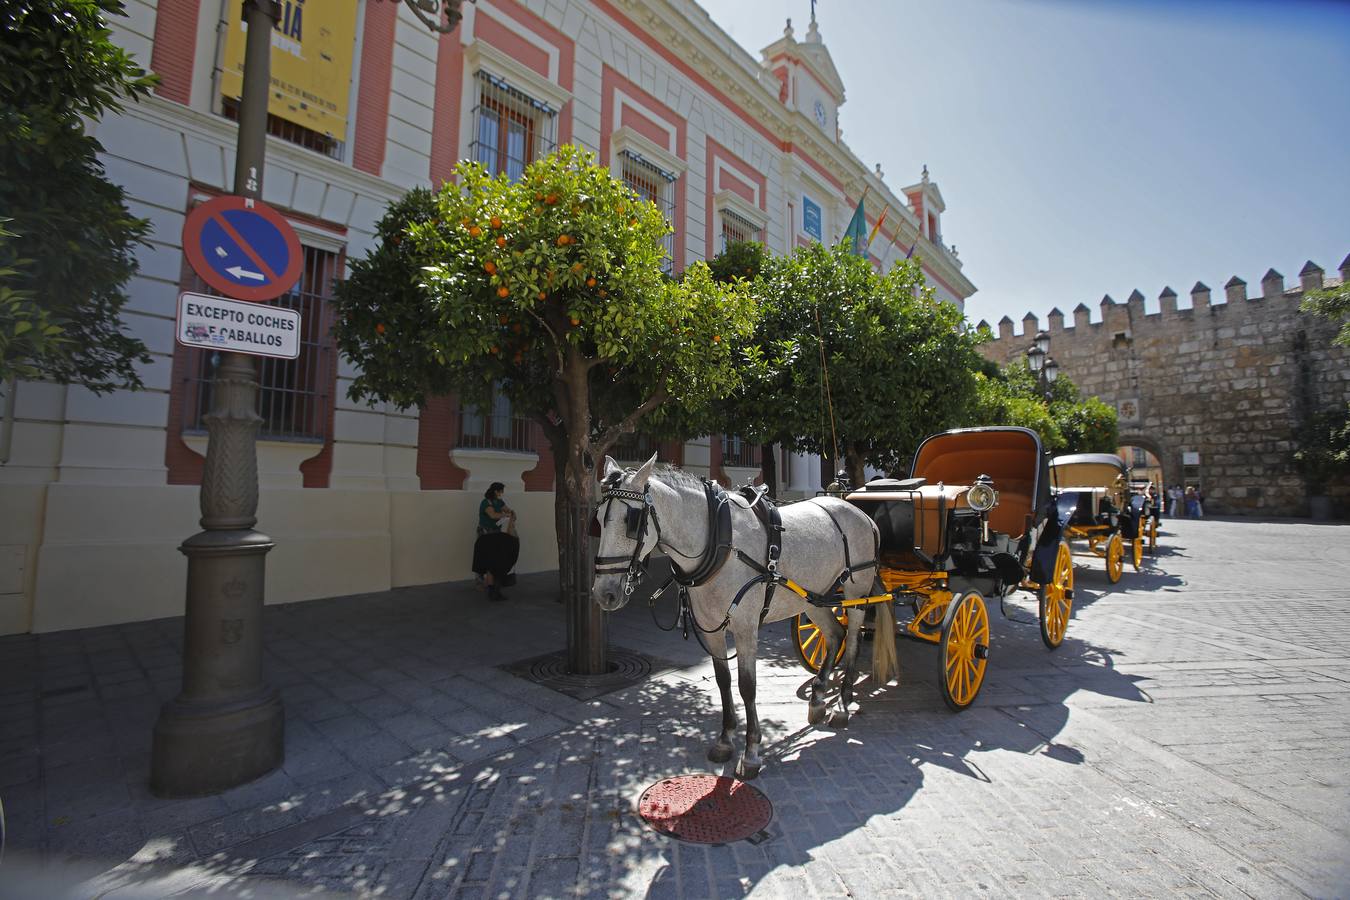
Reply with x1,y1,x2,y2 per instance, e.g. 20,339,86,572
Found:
182,196,303,302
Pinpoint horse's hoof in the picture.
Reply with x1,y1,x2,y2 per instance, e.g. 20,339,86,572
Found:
828,710,850,729
707,743,733,764
736,758,762,780
807,702,827,726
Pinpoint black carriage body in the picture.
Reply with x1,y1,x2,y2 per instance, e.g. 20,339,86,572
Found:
847,427,1060,595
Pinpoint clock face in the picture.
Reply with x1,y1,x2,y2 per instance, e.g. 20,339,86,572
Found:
813,100,827,127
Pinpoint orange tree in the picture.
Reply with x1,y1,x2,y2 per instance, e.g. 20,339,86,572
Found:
333,146,756,632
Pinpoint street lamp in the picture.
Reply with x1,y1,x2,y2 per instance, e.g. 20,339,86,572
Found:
1025,331,1059,401
400,0,474,32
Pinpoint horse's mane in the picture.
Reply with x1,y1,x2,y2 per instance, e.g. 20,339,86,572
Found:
650,463,703,490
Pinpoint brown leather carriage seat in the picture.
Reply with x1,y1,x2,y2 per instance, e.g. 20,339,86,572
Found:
913,430,1040,540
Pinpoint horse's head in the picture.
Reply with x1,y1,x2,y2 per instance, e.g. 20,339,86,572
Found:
591,452,660,612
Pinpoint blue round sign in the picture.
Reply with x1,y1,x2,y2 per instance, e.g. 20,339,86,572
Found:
182,196,303,302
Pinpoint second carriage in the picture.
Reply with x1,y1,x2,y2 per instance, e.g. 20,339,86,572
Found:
1049,453,1150,582
789,426,1075,711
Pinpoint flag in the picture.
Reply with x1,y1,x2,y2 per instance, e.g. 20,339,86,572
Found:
843,194,868,258
867,206,890,247
905,232,919,259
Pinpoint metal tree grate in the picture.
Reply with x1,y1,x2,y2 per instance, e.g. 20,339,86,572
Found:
501,647,664,701
638,774,773,845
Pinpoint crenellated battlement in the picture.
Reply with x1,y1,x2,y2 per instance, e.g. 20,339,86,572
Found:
974,252,1350,519
977,254,1349,346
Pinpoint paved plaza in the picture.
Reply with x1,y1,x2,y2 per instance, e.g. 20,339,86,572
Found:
1,516,1348,898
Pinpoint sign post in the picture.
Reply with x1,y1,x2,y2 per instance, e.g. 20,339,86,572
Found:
151,0,295,798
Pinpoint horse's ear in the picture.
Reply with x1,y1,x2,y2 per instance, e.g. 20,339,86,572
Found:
602,455,621,479
633,452,658,487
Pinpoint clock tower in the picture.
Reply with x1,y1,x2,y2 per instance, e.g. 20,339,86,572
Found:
760,9,846,142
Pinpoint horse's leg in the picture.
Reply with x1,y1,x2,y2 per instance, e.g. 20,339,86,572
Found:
733,628,764,780
802,605,844,726
705,630,737,764
831,600,866,729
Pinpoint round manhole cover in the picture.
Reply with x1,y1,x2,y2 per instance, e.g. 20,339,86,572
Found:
637,774,772,845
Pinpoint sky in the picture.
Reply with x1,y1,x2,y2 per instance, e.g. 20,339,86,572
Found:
711,0,1350,329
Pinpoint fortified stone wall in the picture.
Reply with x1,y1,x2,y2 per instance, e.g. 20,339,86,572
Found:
978,256,1350,518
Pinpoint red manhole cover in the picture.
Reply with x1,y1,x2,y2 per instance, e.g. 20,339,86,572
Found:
637,774,773,844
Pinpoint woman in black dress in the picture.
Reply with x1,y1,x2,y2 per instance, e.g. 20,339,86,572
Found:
473,482,520,601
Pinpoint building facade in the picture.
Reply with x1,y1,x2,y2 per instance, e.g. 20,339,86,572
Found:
0,0,975,635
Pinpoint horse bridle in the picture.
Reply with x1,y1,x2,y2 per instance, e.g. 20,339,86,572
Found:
593,485,661,597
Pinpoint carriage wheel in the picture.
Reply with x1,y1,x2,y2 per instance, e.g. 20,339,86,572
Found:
1131,534,1144,571
790,608,847,673
1105,533,1124,584
1148,518,1158,555
938,591,988,711
1039,541,1074,650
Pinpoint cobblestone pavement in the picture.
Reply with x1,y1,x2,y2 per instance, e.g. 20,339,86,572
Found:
1,517,1348,898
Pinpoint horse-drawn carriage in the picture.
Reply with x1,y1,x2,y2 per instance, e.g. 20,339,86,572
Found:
589,426,1075,777
790,426,1075,710
1049,453,1148,582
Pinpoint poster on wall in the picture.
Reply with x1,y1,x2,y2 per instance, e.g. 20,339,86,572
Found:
220,0,359,139
802,196,821,241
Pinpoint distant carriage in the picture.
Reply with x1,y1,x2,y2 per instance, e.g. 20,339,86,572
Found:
1049,453,1150,582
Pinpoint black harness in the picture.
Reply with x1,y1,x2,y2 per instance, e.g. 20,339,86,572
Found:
594,475,878,658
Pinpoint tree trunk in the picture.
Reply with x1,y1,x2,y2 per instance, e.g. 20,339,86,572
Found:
760,442,777,499
558,350,606,675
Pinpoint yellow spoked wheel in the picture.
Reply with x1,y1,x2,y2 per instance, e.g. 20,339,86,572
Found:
790,608,847,673
1039,541,1074,649
1105,533,1124,584
938,591,989,711
1148,518,1158,555
1131,534,1144,571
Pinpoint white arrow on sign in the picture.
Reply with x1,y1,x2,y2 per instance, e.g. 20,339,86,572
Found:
227,265,265,281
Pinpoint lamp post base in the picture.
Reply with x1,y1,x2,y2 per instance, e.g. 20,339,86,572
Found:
151,686,284,797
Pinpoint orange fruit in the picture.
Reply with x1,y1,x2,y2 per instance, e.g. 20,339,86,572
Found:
713,335,721,343
534,192,544,202
375,323,386,335
469,226,482,237
586,277,597,287
570,316,580,326
571,262,583,273
598,289,608,298
538,291,547,300
460,217,470,226
545,193,559,205
495,236,506,247
557,234,571,246
497,286,510,298
490,216,503,229
484,261,497,274
490,346,499,354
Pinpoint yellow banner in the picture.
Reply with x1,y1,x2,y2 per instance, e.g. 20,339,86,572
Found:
220,0,359,139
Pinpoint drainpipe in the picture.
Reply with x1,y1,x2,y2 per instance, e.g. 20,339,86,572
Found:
0,378,15,464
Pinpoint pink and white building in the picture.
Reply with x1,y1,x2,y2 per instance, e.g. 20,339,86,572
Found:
0,0,975,634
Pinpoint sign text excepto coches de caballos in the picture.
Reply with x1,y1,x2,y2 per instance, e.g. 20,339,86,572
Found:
176,292,301,360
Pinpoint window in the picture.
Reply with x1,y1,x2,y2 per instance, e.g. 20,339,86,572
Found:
611,432,659,462
221,98,344,161
720,207,762,254
722,435,761,468
470,71,558,180
620,151,677,273
456,384,533,451
183,245,339,441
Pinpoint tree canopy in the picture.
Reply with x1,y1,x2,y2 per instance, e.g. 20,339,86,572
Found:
0,0,156,392
968,357,1119,454
714,241,983,485
1300,280,1350,348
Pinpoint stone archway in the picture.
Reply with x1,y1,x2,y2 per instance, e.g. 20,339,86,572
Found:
1118,432,1176,492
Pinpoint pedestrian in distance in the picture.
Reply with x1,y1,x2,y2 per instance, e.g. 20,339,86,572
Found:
473,482,520,601
1185,485,1199,519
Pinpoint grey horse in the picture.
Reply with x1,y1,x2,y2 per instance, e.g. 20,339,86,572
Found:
591,454,880,779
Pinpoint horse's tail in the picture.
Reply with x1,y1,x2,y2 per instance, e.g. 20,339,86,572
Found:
871,594,899,685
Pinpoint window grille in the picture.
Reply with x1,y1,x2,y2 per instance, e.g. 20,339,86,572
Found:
722,435,761,468
183,245,339,442
719,207,762,254
221,98,344,161
469,71,558,180
611,431,659,462
620,150,677,273
456,384,534,452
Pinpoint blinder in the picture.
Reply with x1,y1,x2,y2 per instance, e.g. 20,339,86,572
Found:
593,484,660,597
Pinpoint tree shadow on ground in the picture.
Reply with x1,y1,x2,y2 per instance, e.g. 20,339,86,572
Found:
1,566,1151,899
